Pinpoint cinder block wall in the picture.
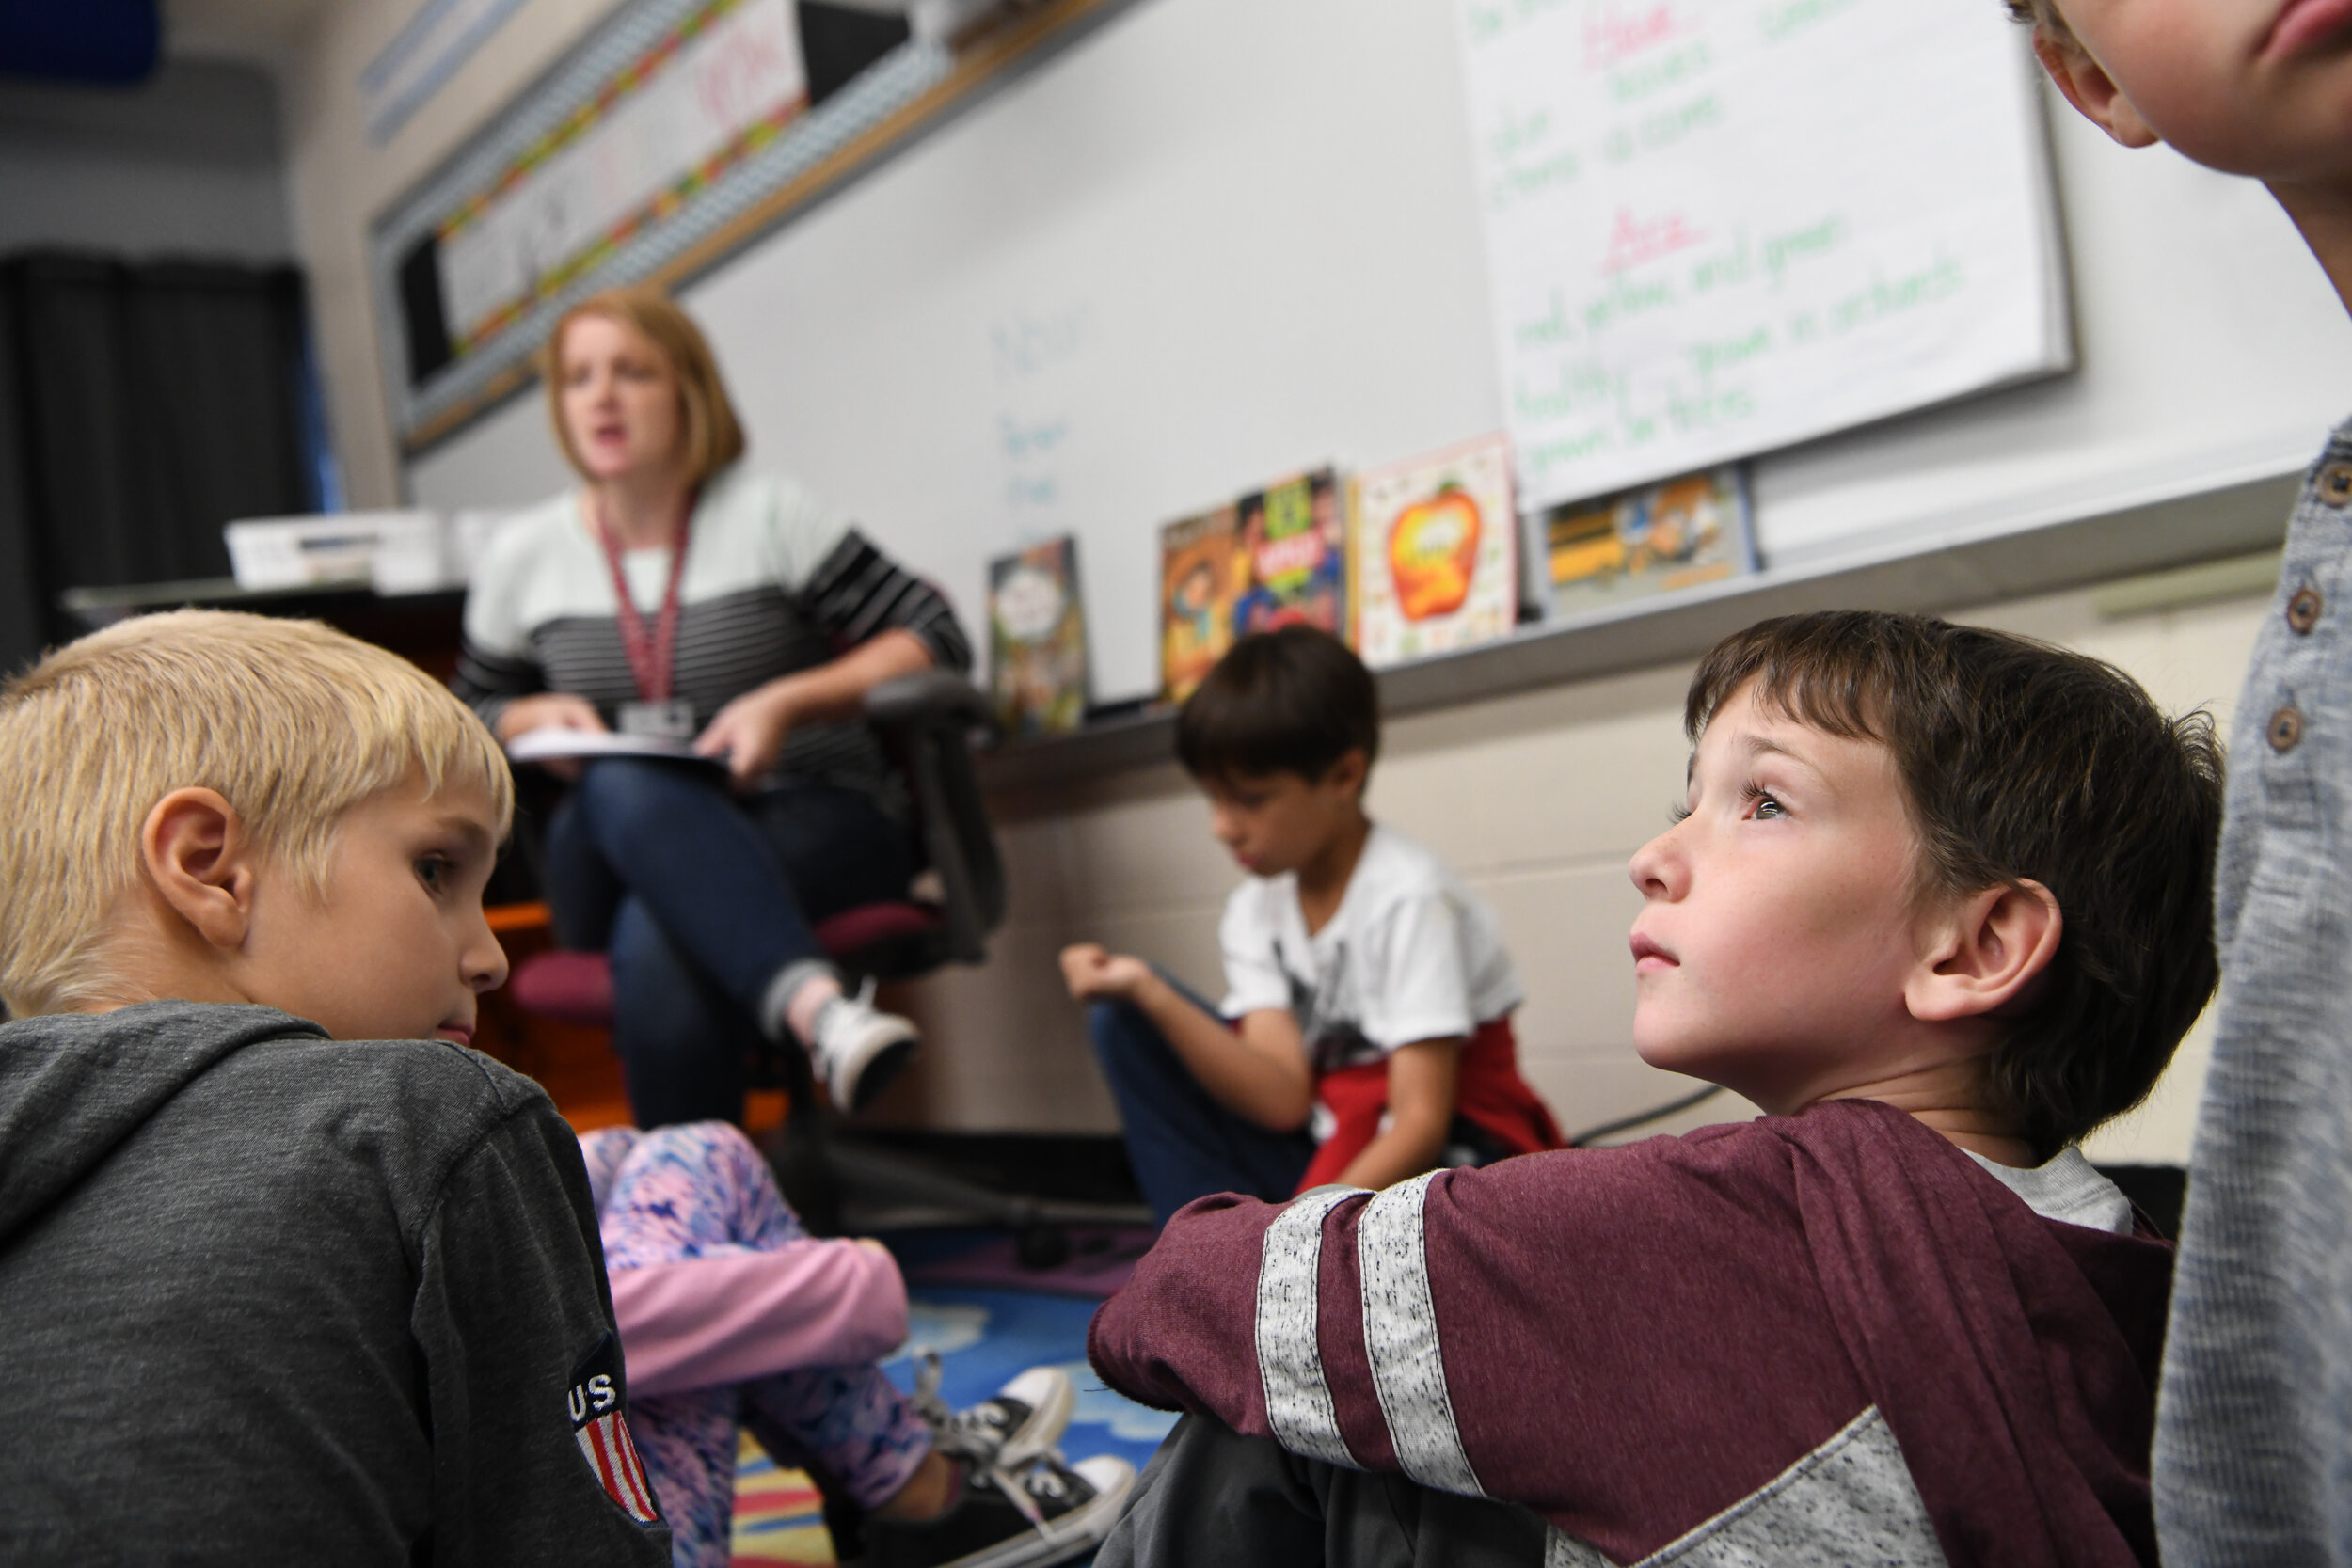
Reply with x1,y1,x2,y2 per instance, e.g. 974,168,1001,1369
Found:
878,577,2267,1168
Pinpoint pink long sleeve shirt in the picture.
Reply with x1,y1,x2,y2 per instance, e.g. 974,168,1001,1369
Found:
609,1241,909,1398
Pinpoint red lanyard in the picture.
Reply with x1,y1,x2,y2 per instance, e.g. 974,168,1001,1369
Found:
591,490,694,703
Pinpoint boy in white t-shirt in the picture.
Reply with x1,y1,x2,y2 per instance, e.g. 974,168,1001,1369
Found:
1060,627,1561,1221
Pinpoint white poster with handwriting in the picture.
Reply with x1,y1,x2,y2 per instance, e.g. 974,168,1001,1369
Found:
1455,0,2070,512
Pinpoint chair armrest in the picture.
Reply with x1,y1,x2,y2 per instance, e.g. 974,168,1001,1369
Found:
864,671,995,735
861,671,1007,959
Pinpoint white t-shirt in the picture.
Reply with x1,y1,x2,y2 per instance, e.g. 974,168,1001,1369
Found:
1218,823,1523,1076
1964,1146,2134,1234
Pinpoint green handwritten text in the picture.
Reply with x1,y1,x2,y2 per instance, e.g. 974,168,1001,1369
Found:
1668,386,1758,434
1488,150,1583,212
1758,0,1862,43
1603,92,1724,165
1515,357,1620,421
1764,214,1847,286
1585,270,1677,336
1514,289,1578,350
1609,42,1713,104
1827,254,1965,332
1689,231,1754,294
1689,326,1772,382
1486,104,1553,163
1525,427,1613,476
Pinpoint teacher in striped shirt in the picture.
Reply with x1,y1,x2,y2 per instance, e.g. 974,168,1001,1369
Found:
456,287,971,1127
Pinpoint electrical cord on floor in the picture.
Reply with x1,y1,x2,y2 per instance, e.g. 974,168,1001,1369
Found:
1565,1084,1724,1148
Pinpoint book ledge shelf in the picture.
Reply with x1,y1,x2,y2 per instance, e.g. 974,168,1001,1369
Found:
976,467,2298,798
47,467,2292,801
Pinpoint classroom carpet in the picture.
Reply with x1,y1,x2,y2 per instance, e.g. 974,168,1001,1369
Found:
728,1233,1177,1567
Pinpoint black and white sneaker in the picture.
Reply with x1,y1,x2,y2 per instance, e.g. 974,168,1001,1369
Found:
864,1451,1136,1568
913,1356,1076,1471
809,980,920,1113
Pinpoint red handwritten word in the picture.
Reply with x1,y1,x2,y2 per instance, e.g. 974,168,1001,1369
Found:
694,31,791,125
1600,207,1705,274
1584,5,1677,71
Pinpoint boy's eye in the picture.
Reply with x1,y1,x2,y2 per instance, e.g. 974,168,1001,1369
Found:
1743,784,1785,820
416,855,453,892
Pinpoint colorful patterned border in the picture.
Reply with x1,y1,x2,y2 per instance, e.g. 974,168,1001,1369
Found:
370,0,1133,450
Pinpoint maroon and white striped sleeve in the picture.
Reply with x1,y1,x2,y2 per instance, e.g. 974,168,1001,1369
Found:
1090,1135,1876,1520
1090,1175,1500,1493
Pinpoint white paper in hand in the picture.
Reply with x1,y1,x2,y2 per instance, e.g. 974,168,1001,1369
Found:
503,727,723,768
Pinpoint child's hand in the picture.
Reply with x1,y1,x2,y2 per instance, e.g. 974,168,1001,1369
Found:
1060,942,1152,1002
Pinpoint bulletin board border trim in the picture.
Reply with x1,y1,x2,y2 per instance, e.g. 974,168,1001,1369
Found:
377,0,1136,457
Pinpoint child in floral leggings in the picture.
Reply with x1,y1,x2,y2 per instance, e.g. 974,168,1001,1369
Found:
578,1122,1133,1568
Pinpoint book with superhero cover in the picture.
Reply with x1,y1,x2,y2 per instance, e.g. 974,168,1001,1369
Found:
1231,467,1347,644
1349,433,1518,669
1159,501,1242,705
1536,464,1756,620
987,535,1089,737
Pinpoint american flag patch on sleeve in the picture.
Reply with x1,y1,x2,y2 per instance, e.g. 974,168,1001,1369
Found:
569,1333,661,1525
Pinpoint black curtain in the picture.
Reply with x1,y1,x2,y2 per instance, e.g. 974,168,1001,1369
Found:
0,252,322,673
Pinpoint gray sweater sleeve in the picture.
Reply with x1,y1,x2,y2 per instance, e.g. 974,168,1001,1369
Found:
410,1097,672,1566
2154,420,2352,1564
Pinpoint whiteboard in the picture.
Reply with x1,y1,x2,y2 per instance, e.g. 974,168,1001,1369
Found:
410,0,2352,707
1456,0,2068,511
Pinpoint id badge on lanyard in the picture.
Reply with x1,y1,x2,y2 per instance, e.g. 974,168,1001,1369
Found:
617,698,697,741
596,492,697,741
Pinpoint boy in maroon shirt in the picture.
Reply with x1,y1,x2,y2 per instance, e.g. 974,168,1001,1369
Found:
1089,610,2220,1567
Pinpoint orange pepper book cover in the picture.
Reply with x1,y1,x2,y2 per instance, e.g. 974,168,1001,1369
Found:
1349,433,1519,669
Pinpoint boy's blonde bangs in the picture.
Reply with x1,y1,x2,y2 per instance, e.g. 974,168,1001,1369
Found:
0,610,514,1017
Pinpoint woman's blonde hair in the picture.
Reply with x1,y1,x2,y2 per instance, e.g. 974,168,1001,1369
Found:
0,610,515,1017
543,287,747,487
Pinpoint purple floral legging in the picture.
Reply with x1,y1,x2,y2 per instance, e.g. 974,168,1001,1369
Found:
580,1122,931,1568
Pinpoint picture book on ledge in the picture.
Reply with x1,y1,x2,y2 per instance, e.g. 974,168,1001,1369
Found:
1534,465,1756,621
987,535,1089,737
1158,466,1346,704
1350,433,1518,670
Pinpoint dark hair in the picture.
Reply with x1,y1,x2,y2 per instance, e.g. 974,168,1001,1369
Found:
1687,610,2222,1159
1177,626,1379,785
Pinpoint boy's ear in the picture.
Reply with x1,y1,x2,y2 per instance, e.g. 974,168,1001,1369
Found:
1906,879,2063,1025
139,787,260,952
1321,747,1370,798
2033,31,2161,149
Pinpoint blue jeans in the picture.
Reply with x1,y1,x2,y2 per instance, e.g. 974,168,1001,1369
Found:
1089,978,1316,1225
545,759,914,1128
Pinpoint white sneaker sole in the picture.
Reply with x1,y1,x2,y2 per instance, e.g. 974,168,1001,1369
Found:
833,1031,918,1114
